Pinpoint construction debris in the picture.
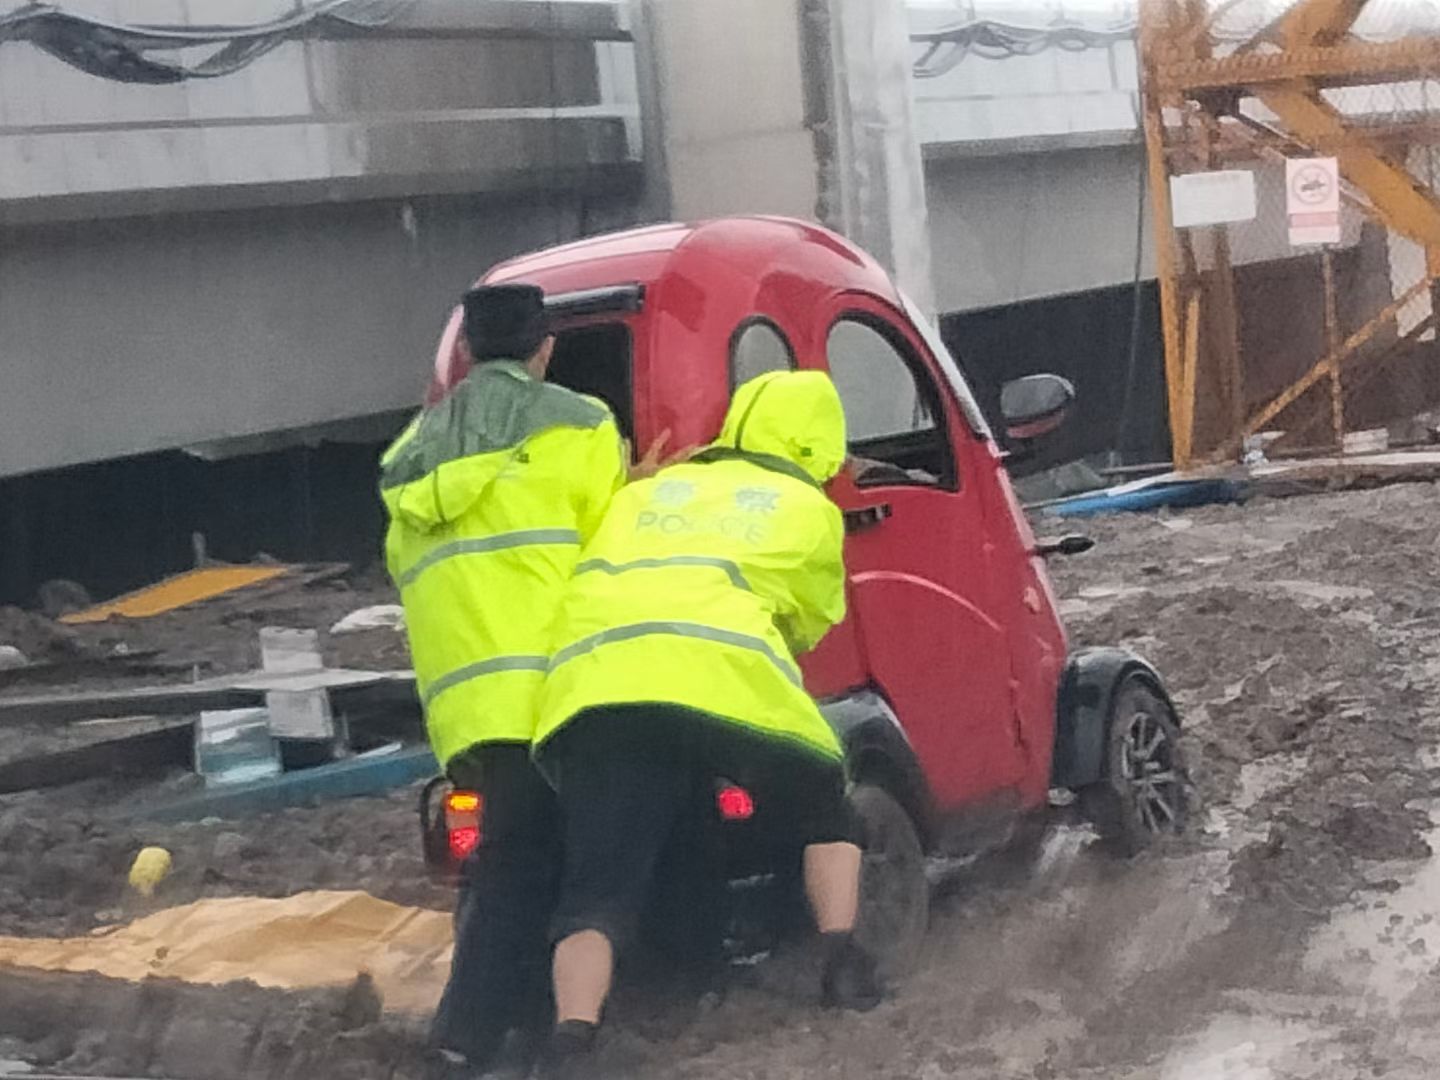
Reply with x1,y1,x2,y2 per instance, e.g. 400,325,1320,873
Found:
0,891,450,1015
125,847,171,897
0,562,403,709
60,565,292,625
0,668,417,728
139,743,436,825
34,581,92,620
1038,444,1440,517
0,722,193,795
195,708,281,787
0,608,84,664
330,605,405,635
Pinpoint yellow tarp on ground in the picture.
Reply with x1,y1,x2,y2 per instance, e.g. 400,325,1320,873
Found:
61,565,290,624
0,891,452,1014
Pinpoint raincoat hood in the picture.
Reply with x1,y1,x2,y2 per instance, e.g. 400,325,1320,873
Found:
716,371,847,485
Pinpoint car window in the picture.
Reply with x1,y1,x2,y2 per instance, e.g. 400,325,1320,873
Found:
898,291,992,440
546,322,634,441
826,317,955,489
730,320,794,387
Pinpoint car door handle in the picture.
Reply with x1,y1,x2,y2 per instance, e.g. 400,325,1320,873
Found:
843,503,892,534
1033,534,1095,558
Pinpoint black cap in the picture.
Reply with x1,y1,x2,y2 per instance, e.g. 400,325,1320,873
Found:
461,283,550,361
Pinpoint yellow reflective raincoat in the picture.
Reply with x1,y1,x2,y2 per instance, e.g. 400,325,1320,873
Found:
380,361,626,768
535,370,848,762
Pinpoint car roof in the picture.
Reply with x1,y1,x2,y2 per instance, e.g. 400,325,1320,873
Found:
483,216,901,311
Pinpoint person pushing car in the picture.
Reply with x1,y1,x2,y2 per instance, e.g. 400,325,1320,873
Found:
530,369,882,1078
380,283,632,1076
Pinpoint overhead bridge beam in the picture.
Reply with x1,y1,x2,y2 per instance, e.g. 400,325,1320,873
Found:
1154,36,1440,93
314,0,633,42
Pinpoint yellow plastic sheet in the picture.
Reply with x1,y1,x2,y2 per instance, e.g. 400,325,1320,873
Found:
61,565,290,624
0,891,453,1014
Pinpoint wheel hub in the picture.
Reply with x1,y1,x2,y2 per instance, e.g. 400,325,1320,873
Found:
1119,710,1183,834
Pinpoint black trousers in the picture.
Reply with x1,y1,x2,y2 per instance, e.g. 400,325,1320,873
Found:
429,742,558,1065
544,705,853,952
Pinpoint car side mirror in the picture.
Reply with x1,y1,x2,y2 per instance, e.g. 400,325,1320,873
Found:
1000,374,1076,446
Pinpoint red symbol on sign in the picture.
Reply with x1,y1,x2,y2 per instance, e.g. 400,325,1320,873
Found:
1292,165,1332,206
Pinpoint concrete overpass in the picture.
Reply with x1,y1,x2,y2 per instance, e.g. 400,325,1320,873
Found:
0,0,647,479
2,0,1405,602
0,0,1184,478
0,0,1163,603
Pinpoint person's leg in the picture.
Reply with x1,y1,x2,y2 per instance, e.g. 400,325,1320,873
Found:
429,750,498,1068
540,709,691,1071
804,835,881,1011
645,773,729,1000
493,753,561,1065
552,929,614,1025
728,735,880,1011
793,770,881,1012
803,840,863,932
429,743,559,1068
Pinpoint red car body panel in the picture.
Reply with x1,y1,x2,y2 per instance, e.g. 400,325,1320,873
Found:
431,217,1068,817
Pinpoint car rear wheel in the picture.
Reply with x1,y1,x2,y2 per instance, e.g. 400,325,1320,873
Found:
849,783,929,978
1078,673,1188,856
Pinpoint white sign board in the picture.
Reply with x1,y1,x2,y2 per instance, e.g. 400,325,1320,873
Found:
1286,157,1341,246
1170,170,1258,228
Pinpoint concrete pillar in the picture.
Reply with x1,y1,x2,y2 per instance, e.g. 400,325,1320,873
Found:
630,0,819,222
819,0,935,315
631,0,934,311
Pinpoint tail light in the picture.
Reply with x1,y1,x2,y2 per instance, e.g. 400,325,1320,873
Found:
717,784,755,822
445,790,483,860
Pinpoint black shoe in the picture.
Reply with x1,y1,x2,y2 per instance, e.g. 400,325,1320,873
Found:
534,1020,599,1080
820,932,883,1012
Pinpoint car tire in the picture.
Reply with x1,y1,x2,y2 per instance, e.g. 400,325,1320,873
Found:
849,783,929,978
1077,672,1189,857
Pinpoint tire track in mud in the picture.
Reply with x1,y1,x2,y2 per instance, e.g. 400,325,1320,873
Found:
1039,486,1440,1079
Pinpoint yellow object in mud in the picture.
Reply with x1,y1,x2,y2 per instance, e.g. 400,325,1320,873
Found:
0,890,453,1015
61,565,289,624
128,847,172,897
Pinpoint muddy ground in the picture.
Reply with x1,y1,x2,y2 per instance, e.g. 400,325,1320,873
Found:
0,562,405,697
4,483,1440,1078
0,564,406,772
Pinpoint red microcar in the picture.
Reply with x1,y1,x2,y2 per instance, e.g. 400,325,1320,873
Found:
419,217,1188,973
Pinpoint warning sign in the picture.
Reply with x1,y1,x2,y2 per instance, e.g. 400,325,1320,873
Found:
1286,157,1341,246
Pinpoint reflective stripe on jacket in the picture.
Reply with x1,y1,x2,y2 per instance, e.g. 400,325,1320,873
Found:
381,361,626,766
535,370,848,762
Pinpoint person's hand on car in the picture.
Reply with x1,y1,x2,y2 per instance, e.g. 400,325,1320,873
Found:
629,429,698,481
